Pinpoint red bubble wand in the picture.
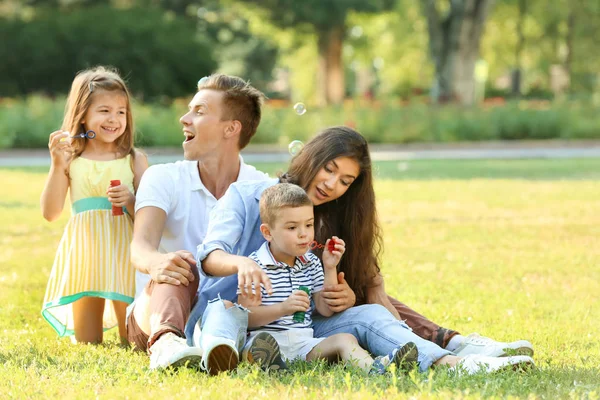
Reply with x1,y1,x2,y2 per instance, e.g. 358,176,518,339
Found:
309,238,336,252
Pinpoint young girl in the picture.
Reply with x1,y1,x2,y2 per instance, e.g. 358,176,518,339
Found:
40,66,148,344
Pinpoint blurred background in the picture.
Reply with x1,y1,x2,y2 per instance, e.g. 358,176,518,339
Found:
1,0,599,149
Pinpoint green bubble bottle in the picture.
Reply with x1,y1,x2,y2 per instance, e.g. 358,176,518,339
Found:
292,286,311,323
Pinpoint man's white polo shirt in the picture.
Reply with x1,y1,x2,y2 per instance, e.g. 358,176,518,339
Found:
131,156,269,301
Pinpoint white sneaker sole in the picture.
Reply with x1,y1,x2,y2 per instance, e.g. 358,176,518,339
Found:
150,349,203,370
205,344,238,375
202,335,239,376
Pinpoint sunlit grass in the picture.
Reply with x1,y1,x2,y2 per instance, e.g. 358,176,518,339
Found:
0,162,598,399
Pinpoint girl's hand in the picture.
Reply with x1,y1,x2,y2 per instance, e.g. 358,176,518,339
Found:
281,290,310,315
107,183,134,208
48,130,72,170
322,236,345,270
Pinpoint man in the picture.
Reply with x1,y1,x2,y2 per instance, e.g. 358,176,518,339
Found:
127,74,285,373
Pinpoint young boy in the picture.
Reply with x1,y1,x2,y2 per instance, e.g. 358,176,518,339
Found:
238,183,418,374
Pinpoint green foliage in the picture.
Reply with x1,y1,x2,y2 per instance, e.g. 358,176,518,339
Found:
0,5,217,100
237,0,395,30
2,96,600,149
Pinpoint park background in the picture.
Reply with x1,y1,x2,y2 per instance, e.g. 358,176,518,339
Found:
1,1,600,399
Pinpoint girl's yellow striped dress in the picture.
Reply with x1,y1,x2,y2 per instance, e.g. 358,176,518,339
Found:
42,155,136,336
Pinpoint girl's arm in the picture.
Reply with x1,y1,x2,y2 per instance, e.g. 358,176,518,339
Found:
107,151,149,220
125,151,149,219
40,131,72,222
239,290,310,328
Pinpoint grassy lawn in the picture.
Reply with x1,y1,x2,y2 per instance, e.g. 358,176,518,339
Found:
1,159,599,399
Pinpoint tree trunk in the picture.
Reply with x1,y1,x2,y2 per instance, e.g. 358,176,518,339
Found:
512,0,527,96
564,4,575,88
317,25,345,106
421,0,495,105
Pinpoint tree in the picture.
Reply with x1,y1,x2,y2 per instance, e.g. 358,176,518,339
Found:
420,0,496,105
236,0,395,105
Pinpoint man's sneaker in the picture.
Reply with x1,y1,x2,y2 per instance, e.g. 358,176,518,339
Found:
200,333,239,376
453,333,534,358
149,332,203,370
451,354,535,375
241,332,287,371
370,342,419,375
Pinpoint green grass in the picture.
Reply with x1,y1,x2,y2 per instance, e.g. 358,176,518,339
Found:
1,160,599,399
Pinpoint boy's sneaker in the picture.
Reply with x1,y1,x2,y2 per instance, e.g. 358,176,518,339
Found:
200,333,239,376
149,332,203,370
241,332,287,371
453,333,534,357
451,354,535,375
370,342,419,375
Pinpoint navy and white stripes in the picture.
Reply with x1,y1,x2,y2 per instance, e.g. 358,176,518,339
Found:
245,241,324,330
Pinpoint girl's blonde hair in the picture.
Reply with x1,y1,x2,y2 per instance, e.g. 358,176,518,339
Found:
62,66,135,160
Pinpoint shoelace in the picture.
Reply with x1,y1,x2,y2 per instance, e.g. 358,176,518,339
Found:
467,334,494,346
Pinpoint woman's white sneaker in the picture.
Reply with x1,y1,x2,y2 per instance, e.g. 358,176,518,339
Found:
452,354,535,375
453,333,534,357
149,332,203,370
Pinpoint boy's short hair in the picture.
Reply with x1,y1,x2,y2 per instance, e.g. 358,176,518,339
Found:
260,183,313,225
197,74,264,150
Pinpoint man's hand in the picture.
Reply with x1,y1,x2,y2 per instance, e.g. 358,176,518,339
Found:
149,250,196,286
237,257,273,300
321,272,356,313
281,290,310,316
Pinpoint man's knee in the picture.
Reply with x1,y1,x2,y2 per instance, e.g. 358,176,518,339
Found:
223,300,234,309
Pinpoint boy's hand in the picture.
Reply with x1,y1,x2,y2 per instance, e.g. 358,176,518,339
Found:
322,236,345,270
107,183,135,208
281,290,310,315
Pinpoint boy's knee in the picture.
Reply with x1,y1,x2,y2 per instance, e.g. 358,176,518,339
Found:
334,333,358,352
222,300,234,309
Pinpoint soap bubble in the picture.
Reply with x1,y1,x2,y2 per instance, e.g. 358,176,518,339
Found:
288,140,304,156
293,102,307,116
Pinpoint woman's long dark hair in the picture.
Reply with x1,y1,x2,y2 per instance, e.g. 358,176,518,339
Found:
281,126,383,304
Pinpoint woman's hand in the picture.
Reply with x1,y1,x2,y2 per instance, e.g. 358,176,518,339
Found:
107,183,135,208
321,272,356,313
48,130,72,171
322,236,345,270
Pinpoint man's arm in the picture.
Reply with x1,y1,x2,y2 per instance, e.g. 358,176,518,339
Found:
130,206,195,286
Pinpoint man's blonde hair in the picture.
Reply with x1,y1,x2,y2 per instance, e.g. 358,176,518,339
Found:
260,183,312,225
197,74,264,149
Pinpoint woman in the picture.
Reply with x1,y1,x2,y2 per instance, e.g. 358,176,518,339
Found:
196,126,534,373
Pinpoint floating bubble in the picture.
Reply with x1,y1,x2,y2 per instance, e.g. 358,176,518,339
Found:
293,102,307,116
288,140,304,156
